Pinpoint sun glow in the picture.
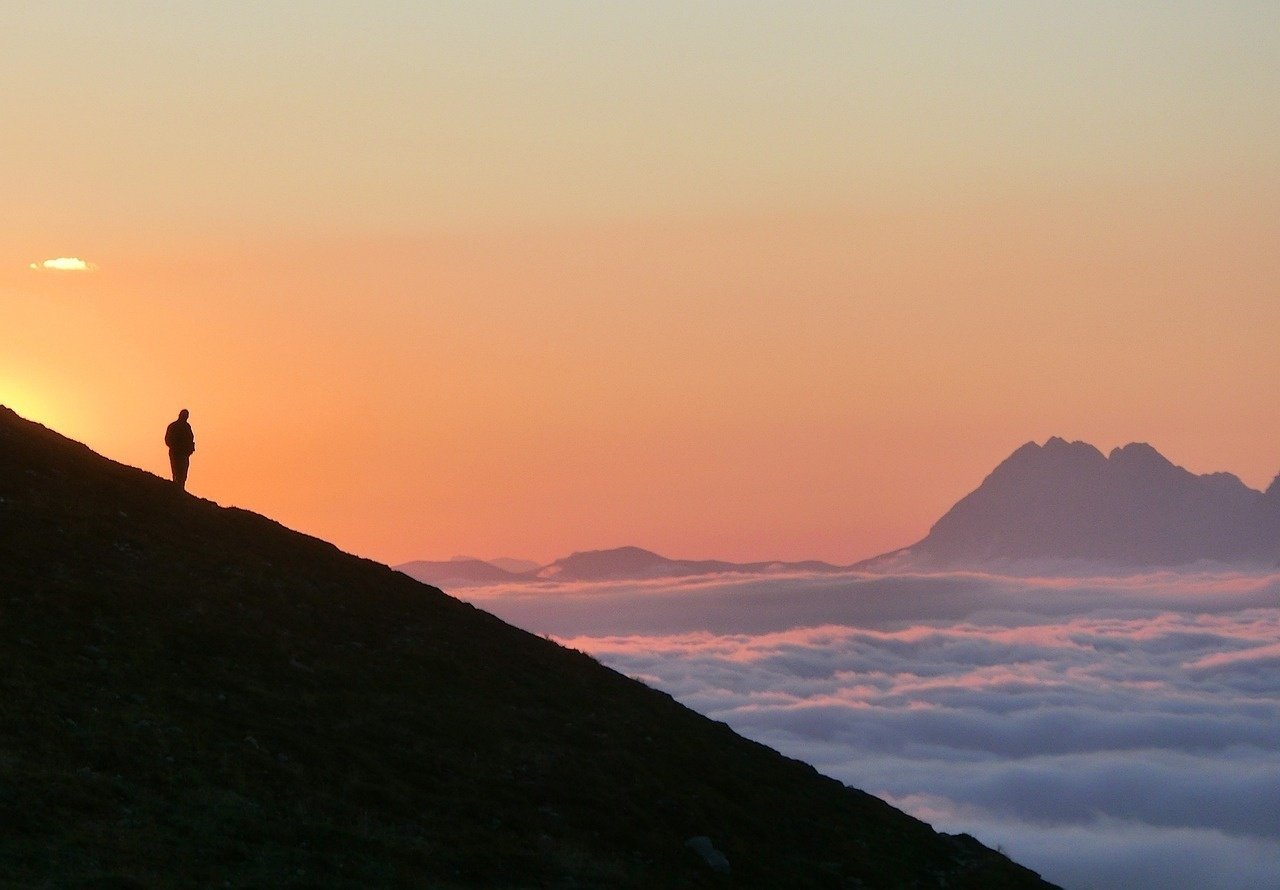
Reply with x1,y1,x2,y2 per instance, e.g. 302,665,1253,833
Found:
0,384,62,431
29,257,97,272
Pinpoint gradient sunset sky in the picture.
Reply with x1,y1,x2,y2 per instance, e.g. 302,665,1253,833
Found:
4,2,1278,564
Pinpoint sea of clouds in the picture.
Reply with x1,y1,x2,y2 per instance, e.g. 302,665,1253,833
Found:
452,569,1280,889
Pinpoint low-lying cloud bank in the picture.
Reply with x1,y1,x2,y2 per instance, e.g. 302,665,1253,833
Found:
455,570,1280,889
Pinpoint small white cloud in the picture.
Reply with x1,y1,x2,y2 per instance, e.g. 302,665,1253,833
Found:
29,257,97,272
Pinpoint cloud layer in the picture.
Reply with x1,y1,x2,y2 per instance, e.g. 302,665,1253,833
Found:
458,570,1280,888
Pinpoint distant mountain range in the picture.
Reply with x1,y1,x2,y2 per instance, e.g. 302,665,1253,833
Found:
403,437,1280,584
397,546,846,587
860,437,1280,571
396,557,533,587
453,555,541,574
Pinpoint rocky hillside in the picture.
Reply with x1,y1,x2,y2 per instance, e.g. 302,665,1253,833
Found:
0,406,1054,887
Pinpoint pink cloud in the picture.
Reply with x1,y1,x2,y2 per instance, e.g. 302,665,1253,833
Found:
1185,641,1280,672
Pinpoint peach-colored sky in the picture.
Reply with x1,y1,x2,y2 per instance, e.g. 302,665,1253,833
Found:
3,4,1278,564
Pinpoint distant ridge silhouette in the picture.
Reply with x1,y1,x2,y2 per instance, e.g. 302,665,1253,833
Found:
860,437,1280,571
396,557,534,587
400,440,1280,583
397,546,847,587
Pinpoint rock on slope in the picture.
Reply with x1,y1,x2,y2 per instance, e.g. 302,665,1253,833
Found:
0,406,1054,888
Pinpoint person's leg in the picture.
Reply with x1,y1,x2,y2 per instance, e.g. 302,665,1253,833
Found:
170,452,189,489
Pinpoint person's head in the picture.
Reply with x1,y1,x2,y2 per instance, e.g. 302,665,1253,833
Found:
178,409,189,421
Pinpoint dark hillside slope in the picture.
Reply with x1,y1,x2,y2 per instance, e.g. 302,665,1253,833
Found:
0,407,1053,888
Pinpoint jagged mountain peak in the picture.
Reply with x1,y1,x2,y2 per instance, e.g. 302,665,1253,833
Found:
1266,472,1280,499
997,437,1105,471
1107,441,1175,470
1044,435,1091,452
882,436,1280,570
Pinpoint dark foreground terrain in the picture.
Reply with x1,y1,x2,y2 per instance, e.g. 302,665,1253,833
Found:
0,407,1055,888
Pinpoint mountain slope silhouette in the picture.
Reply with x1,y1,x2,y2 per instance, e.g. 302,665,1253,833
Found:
867,437,1280,570
0,407,1053,888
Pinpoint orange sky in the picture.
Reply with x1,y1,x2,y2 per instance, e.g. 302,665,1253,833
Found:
4,4,1278,565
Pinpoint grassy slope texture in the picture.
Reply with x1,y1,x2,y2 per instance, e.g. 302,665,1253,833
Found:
0,407,1056,889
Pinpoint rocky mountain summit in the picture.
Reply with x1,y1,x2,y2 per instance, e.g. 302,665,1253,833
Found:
866,437,1280,570
0,406,1053,888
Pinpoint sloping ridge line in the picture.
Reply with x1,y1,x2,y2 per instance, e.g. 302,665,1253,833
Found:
0,405,1055,888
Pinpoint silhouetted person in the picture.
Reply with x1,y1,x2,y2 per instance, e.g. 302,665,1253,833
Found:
164,409,195,490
